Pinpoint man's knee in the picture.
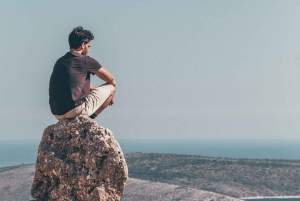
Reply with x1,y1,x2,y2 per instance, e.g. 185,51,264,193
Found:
105,84,115,95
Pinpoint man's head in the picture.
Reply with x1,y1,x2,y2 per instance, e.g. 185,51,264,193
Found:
69,26,94,55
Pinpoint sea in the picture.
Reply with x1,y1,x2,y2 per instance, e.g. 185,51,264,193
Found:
1,139,300,201
244,199,300,201
2,139,300,167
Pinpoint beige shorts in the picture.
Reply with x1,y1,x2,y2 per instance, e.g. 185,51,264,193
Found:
55,85,110,120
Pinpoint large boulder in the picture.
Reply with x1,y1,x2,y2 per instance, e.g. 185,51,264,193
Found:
31,116,128,201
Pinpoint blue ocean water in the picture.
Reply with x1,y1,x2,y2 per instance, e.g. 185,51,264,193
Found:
1,139,300,168
245,199,300,201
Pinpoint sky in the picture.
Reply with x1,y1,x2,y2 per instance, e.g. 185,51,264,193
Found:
1,0,300,140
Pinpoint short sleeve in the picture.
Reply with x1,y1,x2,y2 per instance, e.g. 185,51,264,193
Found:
86,56,102,75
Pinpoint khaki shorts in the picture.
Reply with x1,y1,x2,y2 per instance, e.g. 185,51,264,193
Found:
55,85,110,120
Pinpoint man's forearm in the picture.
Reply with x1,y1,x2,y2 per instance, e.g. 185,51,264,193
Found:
96,67,116,87
101,75,116,87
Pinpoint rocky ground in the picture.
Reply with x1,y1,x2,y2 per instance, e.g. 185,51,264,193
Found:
1,152,300,200
0,164,241,201
0,165,34,200
122,178,242,201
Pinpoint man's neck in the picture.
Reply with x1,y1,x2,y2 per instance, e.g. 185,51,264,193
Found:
69,49,83,54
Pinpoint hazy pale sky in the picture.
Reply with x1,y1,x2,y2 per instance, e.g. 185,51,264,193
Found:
1,0,300,140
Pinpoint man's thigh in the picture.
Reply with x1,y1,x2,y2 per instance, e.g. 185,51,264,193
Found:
81,85,110,116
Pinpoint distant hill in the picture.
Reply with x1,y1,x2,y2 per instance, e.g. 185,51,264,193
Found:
1,152,299,200
126,152,300,198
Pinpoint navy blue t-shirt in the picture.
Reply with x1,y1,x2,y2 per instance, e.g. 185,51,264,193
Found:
49,52,102,115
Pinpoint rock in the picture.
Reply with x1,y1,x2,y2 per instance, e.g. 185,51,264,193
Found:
31,116,128,201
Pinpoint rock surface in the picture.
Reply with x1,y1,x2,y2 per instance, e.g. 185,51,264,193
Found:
31,116,128,201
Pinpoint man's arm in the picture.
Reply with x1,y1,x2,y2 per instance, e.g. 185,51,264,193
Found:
95,67,116,86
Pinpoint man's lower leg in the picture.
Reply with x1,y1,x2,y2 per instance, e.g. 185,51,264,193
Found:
89,94,114,119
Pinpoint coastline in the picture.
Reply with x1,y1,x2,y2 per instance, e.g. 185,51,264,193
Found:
241,196,300,200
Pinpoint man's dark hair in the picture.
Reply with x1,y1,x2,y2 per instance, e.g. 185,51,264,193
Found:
68,26,94,49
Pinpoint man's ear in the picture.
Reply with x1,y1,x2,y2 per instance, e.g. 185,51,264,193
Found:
80,43,85,50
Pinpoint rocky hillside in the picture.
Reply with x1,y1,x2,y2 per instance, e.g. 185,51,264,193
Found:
123,178,241,201
0,164,241,201
2,152,300,200
126,152,300,198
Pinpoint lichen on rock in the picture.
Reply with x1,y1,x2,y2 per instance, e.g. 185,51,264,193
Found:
31,116,128,201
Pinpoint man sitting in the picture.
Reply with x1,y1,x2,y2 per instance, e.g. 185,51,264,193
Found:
49,26,116,120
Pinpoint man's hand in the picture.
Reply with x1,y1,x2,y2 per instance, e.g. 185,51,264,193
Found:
90,85,96,90
111,79,117,87
109,98,114,106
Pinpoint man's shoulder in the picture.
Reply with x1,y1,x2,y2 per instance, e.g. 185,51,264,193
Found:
86,55,101,66
55,52,70,62
86,55,98,62
54,52,82,64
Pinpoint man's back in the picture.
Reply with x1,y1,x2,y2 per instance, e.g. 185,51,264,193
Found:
49,52,101,115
